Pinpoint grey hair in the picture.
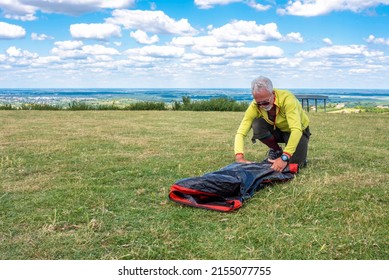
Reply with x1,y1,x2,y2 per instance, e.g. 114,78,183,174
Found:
251,76,273,94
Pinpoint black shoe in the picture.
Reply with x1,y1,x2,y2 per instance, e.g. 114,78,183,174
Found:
266,148,283,160
299,160,308,168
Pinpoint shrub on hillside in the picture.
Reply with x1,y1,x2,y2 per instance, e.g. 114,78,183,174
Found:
124,101,167,110
172,96,249,111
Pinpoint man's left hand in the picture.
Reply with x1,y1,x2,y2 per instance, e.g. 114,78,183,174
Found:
268,158,287,172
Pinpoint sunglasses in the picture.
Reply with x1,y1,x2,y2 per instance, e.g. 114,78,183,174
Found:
256,96,272,107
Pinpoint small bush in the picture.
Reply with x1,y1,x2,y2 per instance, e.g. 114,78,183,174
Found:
67,101,94,110
173,96,249,111
124,101,167,110
20,103,62,110
172,100,182,110
95,104,122,110
0,104,15,110
355,106,389,113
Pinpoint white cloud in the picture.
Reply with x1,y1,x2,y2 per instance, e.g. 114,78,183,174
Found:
191,45,284,58
0,0,135,19
323,38,333,45
183,56,228,66
192,46,226,56
0,22,26,39
183,44,283,59
171,36,196,47
31,33,53,40
271,57,303,67
99,0,136,9
106,9,197,35
82,45,120,56
127,56,157,63
201,35,244,47
130,30,159,44
171,35,244,48
209,21,282,42
51,47,87,59
246,0,272,11
194,0,272,10
0,1,37,20
51,41,119,59
282,32,304,43
70,23,122,40
32,56,61,65
226,46,284,58
54,40,84,50
169,31,284,64
6,46,38,59
296,45,383,58
349,68,373,74
194,0,242,9
125,45,185,58
206,20,301,44
366,34,389,45
182,53,202,61
277,0,389,17
6,46,23,57
0,54,6,62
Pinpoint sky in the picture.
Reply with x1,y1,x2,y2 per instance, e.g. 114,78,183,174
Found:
0,0,388,89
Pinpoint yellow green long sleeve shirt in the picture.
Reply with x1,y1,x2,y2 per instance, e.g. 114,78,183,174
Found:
234,89,309,156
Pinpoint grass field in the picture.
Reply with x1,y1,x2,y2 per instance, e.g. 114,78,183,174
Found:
0,110,388,260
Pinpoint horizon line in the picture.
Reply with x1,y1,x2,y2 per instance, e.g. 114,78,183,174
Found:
1,87,389,90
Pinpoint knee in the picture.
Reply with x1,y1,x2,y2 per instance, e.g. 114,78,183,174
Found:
252,118,272,139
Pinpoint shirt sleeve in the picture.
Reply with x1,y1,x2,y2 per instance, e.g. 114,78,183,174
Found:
234,103,258,155
283,96,303,156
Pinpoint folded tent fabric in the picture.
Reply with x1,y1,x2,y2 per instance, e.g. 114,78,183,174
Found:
169,160,298,212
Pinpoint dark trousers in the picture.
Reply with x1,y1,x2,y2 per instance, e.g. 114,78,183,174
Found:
251,117,311,165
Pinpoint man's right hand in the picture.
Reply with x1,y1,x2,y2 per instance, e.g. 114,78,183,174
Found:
235,153,252,164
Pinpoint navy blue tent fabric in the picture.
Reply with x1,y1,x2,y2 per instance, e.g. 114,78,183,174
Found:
169,160,298,212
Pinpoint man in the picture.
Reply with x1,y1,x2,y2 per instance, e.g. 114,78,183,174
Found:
234,76,310,172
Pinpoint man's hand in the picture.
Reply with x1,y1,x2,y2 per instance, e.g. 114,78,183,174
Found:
268,157,287,172
235,153,252,164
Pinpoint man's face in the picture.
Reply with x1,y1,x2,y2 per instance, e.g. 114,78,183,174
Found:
254,89,274,111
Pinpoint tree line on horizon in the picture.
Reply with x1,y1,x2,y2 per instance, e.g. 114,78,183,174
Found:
0,97,386,112
0,97,250,112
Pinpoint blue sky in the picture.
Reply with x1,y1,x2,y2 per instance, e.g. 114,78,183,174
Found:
0,0,388,88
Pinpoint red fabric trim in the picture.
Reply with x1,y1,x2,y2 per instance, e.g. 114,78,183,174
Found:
289,163,299,173
283,152,292,158
273,94,278,130
169,185,242,212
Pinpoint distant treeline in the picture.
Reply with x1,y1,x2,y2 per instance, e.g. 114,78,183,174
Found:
1,97,387,113
0,97,250,112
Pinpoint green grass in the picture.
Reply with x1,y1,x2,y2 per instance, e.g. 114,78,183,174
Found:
0,111,388,260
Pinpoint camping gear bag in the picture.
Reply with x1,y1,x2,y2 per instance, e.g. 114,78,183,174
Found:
169,160,298,212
